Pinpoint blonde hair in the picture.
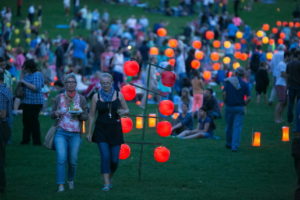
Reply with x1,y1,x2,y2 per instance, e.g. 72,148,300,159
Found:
100,72,113,81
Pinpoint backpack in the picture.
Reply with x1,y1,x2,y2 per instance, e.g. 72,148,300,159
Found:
250,52,261,73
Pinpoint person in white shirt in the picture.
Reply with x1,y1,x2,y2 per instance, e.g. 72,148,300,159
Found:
28,5,35,25
125,15,137,30
63,0,70,16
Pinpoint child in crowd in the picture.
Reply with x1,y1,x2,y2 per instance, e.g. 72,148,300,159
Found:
171,103,193,136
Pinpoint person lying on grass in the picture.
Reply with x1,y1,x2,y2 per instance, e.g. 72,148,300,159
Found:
176,107,215,139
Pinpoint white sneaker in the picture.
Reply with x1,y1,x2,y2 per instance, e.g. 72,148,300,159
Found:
68,181,74,190
57,185,64,192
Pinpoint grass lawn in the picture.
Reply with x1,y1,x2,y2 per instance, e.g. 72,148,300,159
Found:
0,0,297,199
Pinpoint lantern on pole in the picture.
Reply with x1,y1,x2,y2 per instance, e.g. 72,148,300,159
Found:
119,144,131,159
165,48,175,58
172,112,180,120
213,40,221,48
121,117,133,133
124,60,140,76
282,126,290,142
212,63,221,71
234,43,241,50
262,24,270,31
149,47,159,55
148,114,157,128
272,27,278,34
256,30,264,38
223,41,231,49
168,39,178,48
210,52,219,61
158,100,174,116
252,132,261,147
161,71,176,87
202,71,212,81
233,62,240,70
266,52,273,60
236,31,243,39
276,21,282,26
192,40,202,49
262,36,269,44
154,146,170,163
205,31,214,40
136,116,143,129
194,51,204,60
121,85,136,101
191,59,201,69
156,121,172,137
157,28,167,37
223,57,231,64
168,58,176,66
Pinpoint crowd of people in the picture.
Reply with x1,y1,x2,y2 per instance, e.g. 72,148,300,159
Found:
0,0,300,198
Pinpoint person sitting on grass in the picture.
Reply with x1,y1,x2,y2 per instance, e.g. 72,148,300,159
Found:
171,103,193,136
176,107,216,139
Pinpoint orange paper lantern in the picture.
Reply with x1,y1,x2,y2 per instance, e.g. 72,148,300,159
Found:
232,62,240,70
234,51,242,59
156,121,172,137
210,52,219,61
149,47,159,55
136,116,143,129
277,38,284,44
262,24,270,31
161,71,176,87
269,39,275,45
295,22,300,28
121,117,133,133
124,60,140,76
276,21,282,27
283,21,288,26
157,28,167,37
279,32,285,39
213,40,221,48
168,58,176,66
224,41,231,48
192,40,202,49
154,146,170,163
212,63,221,71
119,144,131,159
191,59,201,69
272,27,278,34
262,36,269,44
172,112,180,120
236,31,243,39
240,53,248,61
82,121,86,133
266,52,273,60
165,48,175,58
148,114,157,128
121,85,136,101
234,43,241,50
297,31,300,38
194,51,204,60
282,126,290,142
202,70,211,81
223,57,231,64
205,31,214,40
252,132,261,147
289,22,294,28
256,30,264,38
158,100,174,116
168,39,178,48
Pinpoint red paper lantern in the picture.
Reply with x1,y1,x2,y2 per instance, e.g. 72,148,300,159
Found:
240,53,248,61
276,21,282,27
119,144,131,160
121,117,133,134
191,59,201,69
192,40,202,49
194,51,204,60
212,63,221,71
297,31,300,38
210,52,219,61
213,40,221,48
269,39,275,45
154,146,170,163
161,71,176,87
205,31,214,40
168,58,176,66
168,39,178,48
149,47,159,55
157,28,167,37
272,27,278,34
202,70,211,81
234,51,242,59
156,121,172,137
279,32,285,39
121,85,136,101
278,38,284,44
283,21,288,26
234,43,241,50
289,22,294,28
295,22,300,28
262,24,270,31
165,48,175,58
124,61,140,76
158,100,174,116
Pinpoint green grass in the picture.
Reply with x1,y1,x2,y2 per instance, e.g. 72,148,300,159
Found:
0,0,297,199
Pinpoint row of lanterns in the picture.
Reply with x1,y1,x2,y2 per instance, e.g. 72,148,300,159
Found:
252,126,290,147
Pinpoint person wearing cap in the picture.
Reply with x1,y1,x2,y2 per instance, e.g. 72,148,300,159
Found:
223,67,251,152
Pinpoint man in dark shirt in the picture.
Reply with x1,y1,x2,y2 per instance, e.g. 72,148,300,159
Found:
223,68,251,152
292,99,300,200
203,88,221,119
286,50,300,123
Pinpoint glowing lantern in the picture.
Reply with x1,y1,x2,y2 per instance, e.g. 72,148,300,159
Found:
295,22,300,28
240,53,248,61
119,144,131,159
121,117,133,133
168,39,178,48
148,94,153,99
223,41,231,49
192,40,202,49
223,57,231,64
252,132,261,147
156,121,172,137
26,38,31,44
191,59,201,69
172,112,179,120
148,114,156,128
149,47,159,55
289,22,294,28
6,45,11,51
136,101,141,105
158,100,174,116
168,58,176,66
297,31,300,38
276,21,282,26
154,146,170,163
14,29,20,35
269,39,275,45
272,27,278,34
213,40,221,48
256,30,264,38
282,126,290,142
234,52,242,59
205,31,214,40
25,28,31,34
82,121,86,133
157,28,167,37
165,48,175,58
266,52,273,60
34,21,40,27
262,24,270,31
212,63,221,71
241,39,247,44
262,36,269,44
202,70,211,81
232,62,240,70
279,32,285,39
236,31,243,39
161,71,176,87
136,116,143,129
283,21,288,26
210,52,219,61
124,60,140,76
277,38,284,44
15,38,20,44
234,43,241,50
194,51,204,60
121,85,136,101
